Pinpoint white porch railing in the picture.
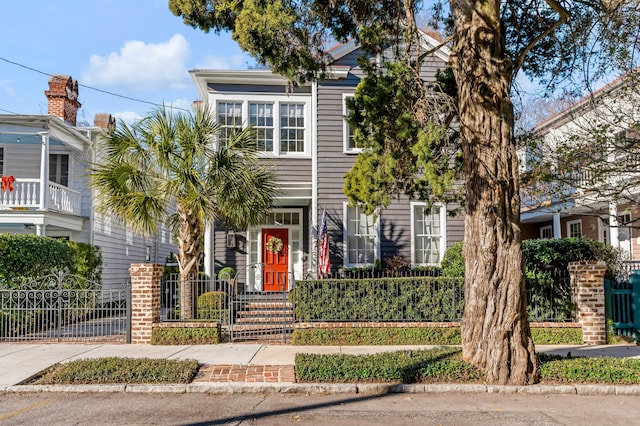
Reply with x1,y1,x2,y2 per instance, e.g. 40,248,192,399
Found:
0,178,81,215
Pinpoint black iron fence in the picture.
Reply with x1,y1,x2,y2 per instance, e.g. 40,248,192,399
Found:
160,273,234,324
0,270,129,343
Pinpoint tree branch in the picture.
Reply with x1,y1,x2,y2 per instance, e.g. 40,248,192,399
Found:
513,0,570,75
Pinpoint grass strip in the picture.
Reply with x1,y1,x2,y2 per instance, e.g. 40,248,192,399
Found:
32,357,200,385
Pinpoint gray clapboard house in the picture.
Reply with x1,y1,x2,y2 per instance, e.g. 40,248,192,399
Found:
0,75,175,288
191,34,464,292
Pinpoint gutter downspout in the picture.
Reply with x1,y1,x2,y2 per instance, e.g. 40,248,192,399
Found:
311,80,319,279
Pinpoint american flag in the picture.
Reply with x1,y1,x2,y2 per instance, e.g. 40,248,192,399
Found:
318,208,330,277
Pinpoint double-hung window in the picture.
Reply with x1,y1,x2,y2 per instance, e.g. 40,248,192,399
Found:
217,102,243,147
0,147,4,175
280,103,305,153
412,203,446,265
249,102,274,152
216,97,309,156
567,220,583,238
344,204,377,266
343,94,364,153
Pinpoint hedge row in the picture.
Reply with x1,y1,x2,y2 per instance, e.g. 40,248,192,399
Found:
292,277,464,322
0,234,102,288
151,326,222,345
291,327,582,346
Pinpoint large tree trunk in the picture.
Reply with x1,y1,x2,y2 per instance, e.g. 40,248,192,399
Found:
450,0,538,384
177,204,204,320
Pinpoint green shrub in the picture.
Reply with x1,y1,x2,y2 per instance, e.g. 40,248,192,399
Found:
197,291,228,320
32,357,199,384
530,327,582,344
292,326,580,346
217,267,236,279
0,234,73,288
67,241,102,285
151,326,222,345
295,348,480,383
441,242,464,277
523,237,620,277
292,327,461,345
292,277,464,322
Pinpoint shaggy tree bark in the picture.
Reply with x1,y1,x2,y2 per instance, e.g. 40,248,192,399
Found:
450,0,538,385
177,204,204,320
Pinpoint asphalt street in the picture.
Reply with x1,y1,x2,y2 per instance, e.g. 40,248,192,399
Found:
1,392,639,425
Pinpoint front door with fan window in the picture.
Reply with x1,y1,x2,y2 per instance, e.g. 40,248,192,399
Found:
262,228,289,291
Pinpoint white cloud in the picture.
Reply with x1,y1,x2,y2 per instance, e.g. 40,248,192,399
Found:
113,111,143,124
164,98,193,112
196,53,247,70
83,34,191,91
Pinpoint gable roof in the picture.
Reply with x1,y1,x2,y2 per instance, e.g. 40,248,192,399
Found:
326,30,451,64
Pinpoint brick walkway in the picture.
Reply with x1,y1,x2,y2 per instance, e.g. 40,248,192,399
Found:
194,365,296,383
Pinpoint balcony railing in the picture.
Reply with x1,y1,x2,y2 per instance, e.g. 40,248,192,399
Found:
0,178,81,215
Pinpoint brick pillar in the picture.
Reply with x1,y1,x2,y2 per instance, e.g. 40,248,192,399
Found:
568,261,607,345
129,263,163,344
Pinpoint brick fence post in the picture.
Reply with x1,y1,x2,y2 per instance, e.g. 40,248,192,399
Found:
567,260,607,345
129,263,163,344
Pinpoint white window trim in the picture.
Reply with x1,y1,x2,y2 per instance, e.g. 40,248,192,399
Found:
540,225,553,239
213,94,311,157
342,202,380,268
410,202,447,266
567,219,583,238
48,150,73,187
246,208,304,291
342,93,361,154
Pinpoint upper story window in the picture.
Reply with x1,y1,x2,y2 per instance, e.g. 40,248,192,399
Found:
411,203,446,265
215,97,310,156
249,102,274,152
49,153,69,186
280,103,305,153
343,94,364,153
0,147,4,175
217,102,243,147
344,203,378,266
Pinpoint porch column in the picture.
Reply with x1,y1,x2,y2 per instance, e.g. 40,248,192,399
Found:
36,224,45,236
609,201,619,249
39,133,49,211
553,213,561,239
204,223,214,279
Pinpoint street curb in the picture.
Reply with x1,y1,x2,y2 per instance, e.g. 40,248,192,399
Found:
5,382,640,395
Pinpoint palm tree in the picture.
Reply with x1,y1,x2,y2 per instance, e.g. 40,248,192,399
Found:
90,106,278,319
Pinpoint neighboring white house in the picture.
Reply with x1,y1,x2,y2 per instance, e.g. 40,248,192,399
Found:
520,70,640,259
0,75,175,288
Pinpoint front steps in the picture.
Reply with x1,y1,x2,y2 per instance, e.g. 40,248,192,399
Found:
229,293,294,342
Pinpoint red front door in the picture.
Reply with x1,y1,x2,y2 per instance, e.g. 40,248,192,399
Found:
262,228,289,291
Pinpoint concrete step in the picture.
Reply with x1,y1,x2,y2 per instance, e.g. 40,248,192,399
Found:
237,310,294,317
242,302,293,309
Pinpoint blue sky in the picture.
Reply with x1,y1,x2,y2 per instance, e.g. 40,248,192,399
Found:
0,0,253,124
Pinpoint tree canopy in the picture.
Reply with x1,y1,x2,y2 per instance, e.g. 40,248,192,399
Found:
170,0,640,384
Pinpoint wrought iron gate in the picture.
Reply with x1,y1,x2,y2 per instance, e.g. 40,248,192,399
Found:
0,270,130,343
227,265,294,342
604,262,640,339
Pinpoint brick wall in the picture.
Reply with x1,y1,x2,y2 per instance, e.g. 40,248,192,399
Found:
129,263,163,344
568,260,607,345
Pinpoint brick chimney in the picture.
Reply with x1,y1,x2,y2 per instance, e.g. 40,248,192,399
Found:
45,75,81,126
94,113,115,132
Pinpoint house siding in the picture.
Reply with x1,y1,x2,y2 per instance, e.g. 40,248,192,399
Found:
316,46,458,271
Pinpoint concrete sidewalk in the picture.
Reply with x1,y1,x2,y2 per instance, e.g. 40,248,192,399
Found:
1,342,640,389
